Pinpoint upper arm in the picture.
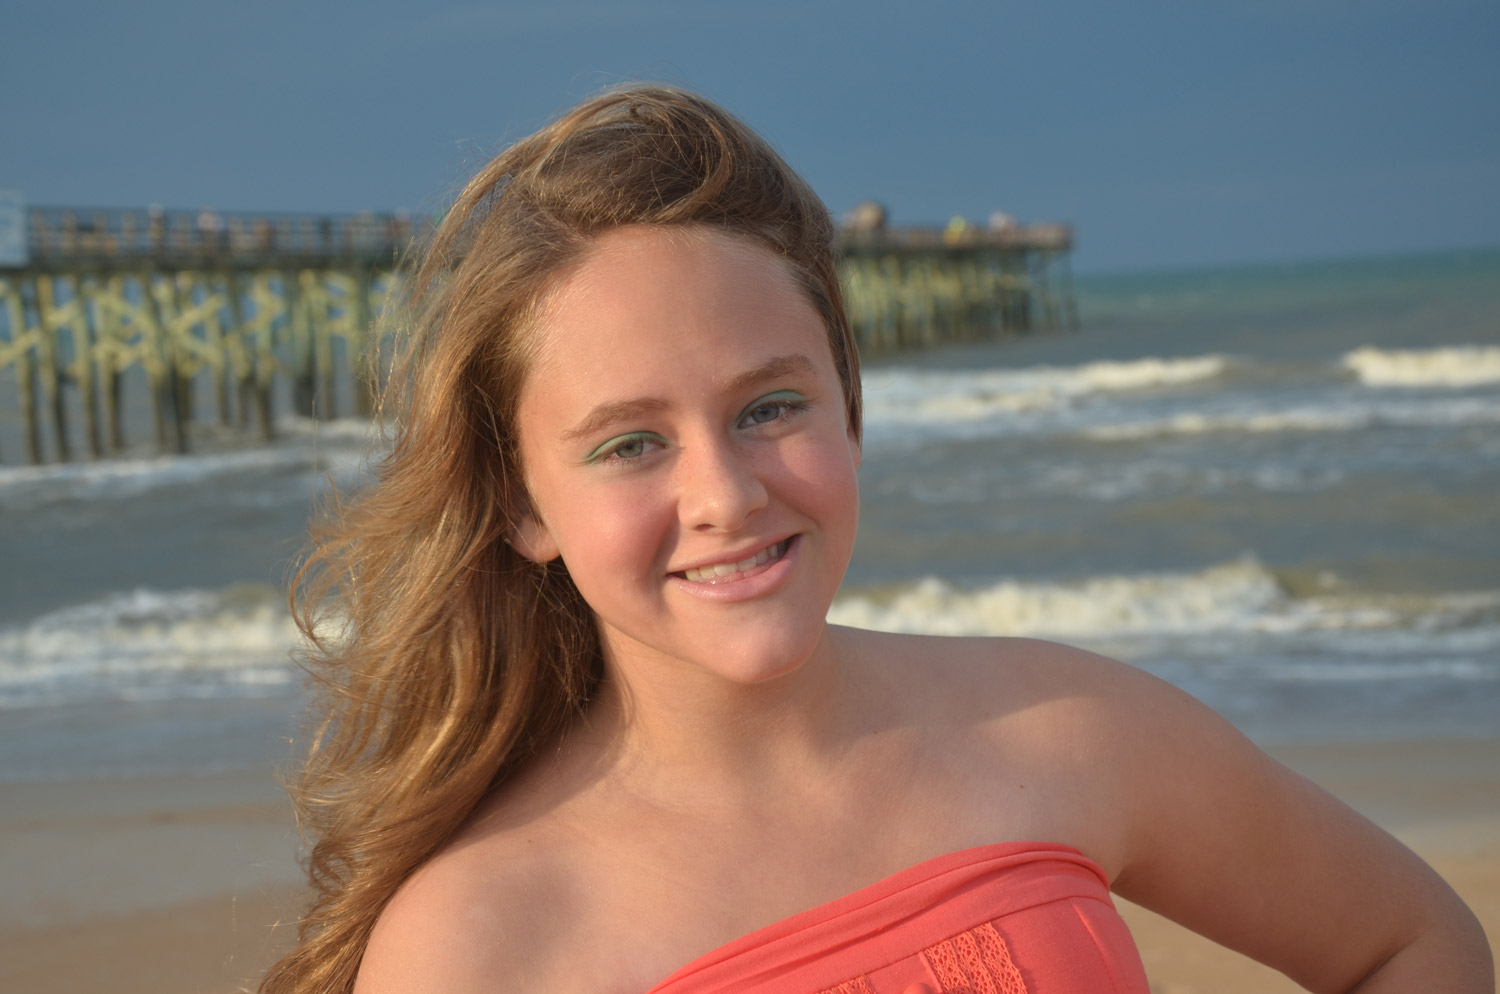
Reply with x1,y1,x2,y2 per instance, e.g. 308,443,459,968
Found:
1096,659,1484,992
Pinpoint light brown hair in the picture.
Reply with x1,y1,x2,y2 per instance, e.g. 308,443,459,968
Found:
260,85,861,994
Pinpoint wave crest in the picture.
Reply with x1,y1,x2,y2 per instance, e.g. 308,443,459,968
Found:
0,587,302,707
828,559,1500,649
829,559,1283,638
863,355,1228,427
1343,346,1500,388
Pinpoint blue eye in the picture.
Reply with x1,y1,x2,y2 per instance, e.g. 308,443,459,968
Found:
744,402,786,425
610,437,649,458
586,431,661,464
739,390,807,428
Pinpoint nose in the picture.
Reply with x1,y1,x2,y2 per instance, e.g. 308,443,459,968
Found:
676,434,768,532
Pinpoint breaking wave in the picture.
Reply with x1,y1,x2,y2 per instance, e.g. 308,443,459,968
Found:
828,558,1500,678
862,355,1228,429
1343,346,1500,388
0,586,303,707
0,416,374,509
1083,394,1500,441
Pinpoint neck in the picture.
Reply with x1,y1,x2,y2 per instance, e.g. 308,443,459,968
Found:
577,625,872,797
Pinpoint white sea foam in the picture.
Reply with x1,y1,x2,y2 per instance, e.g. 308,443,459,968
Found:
828,560,1500,672
0,424,374,507
0,448,308,501
862,355,1229,430
0,587,303,707
829,558,1284,638
1020,460,1344,501
1056,355,1231,392
1343,346,1500,388
859,349,1500,447
1083,394,1500,441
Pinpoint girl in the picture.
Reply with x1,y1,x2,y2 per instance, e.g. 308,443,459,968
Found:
261,86,1491,994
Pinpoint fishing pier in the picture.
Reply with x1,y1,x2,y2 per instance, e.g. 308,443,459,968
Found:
0,204,1075,465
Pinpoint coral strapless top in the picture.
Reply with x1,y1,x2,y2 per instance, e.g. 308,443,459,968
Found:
646,843,1149,994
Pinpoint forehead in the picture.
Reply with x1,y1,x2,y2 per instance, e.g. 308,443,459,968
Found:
524,225,827,379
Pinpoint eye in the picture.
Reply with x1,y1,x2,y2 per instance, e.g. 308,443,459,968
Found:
738,390,808,429
586,431,663,464
610,437,650,459
743,401,788,425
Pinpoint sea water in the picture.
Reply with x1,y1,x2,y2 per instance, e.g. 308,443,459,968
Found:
2,247,1497,780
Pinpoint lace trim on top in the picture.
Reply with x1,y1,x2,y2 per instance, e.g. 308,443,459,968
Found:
813,978,878,994
923,921,1027,994
813,921,1028,994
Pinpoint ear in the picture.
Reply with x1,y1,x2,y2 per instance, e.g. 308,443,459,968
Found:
507,510,561,563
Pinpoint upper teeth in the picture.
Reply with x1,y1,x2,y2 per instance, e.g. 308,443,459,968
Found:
682,541,787,584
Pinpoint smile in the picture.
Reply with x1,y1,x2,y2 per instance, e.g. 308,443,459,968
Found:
677,539,791,585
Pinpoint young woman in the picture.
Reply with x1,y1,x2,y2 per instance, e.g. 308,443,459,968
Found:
260,86,1491,994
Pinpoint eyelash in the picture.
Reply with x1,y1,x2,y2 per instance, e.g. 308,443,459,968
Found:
585,392,810,465
587,432,662,464
738,393,808,428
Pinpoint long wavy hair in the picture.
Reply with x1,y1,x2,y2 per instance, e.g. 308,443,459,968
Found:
260,85,862,994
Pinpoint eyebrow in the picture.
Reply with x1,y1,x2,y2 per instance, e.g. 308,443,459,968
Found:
560,353,819,442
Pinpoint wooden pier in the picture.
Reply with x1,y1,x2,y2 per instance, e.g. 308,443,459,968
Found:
0,205,1075,465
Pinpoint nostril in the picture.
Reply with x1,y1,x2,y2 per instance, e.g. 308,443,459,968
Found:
678,450,769,531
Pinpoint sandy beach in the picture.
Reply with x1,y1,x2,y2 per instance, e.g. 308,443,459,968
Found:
1,737,1494,994
0,771,305,994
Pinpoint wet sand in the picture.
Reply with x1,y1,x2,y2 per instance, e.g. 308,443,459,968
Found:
0,771,304,994
1,739,1495,993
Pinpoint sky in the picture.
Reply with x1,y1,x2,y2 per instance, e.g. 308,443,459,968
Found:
3,0,1497,272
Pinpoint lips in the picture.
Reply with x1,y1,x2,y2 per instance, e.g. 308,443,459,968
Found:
676,539,790,585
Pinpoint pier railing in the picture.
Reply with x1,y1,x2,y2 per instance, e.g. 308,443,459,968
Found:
20,205,417,266
0,206,1075,465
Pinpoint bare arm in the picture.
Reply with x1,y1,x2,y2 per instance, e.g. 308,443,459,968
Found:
1041,646,1493,992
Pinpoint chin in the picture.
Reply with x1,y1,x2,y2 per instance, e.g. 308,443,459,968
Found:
693,623,833,686
599,612,832,688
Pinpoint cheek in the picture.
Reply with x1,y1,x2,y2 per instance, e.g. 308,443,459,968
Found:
552,480,673,570
781,434,861,514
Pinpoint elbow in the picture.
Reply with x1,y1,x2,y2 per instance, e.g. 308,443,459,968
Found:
1344,900,1494,994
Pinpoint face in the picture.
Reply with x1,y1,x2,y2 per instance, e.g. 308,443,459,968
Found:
511,225,860,687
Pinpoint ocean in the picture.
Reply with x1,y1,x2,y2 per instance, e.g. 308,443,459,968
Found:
2,247,1497,781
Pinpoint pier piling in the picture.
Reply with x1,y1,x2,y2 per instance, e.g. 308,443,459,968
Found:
0,206,1074,465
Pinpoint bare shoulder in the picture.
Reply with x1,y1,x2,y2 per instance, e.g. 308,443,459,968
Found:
861,631,1492,991
845,626,1190,754
838,628,1202,868
843,625,1166,704
354,822,575,994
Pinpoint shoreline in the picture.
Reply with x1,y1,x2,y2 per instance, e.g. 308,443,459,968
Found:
2,736,1495,993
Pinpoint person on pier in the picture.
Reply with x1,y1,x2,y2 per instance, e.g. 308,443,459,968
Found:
260,85,1492,994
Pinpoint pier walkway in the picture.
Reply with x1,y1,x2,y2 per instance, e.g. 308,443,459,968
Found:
0,205,1075,464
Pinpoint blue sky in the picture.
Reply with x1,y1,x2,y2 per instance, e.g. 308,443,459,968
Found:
4,0,1497,272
